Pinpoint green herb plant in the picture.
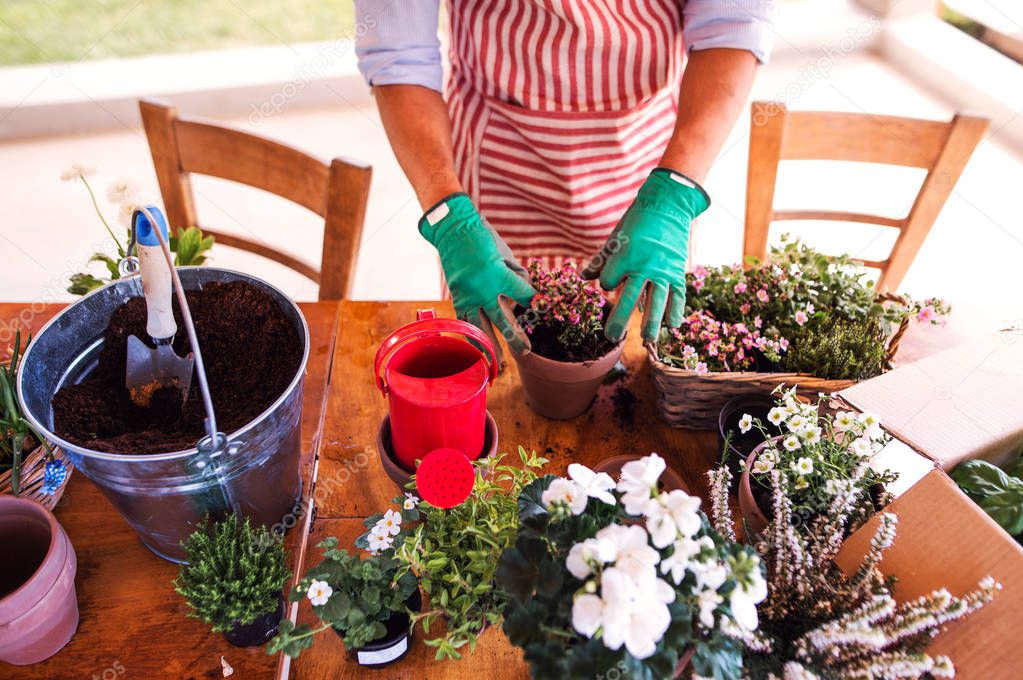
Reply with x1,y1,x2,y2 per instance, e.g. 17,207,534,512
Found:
268,539,418,658
175,514,290,632
783,314,889,381
357,448,547,660
0,332,53,495
951,453,1023,542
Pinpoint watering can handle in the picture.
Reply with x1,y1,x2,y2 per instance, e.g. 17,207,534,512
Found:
374,314,498,395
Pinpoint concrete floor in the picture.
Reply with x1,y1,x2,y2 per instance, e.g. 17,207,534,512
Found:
1,49,1021,341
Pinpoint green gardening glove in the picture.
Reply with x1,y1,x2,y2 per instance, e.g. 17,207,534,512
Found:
420,193,537,354
583,168,710,342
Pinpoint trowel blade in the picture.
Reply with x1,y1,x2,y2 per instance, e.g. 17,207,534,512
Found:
125,334,195,407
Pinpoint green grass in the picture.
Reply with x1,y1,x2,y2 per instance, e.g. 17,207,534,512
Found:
0,0,355,66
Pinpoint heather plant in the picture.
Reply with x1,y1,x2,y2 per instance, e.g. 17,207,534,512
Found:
708,463,999,679
740,386,896,528
519,259,609,359
657,310,787,374
783,315,889,381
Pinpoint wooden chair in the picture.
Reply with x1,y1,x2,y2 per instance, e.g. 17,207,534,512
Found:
744,102,988,292
139,98,372,300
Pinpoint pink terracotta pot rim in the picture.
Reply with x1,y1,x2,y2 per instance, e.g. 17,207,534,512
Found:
0,496,72,622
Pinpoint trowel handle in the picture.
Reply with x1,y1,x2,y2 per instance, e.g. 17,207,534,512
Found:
134,209,177,341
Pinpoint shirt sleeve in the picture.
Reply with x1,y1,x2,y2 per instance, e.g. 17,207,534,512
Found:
354,0,443,92
682,0,776,64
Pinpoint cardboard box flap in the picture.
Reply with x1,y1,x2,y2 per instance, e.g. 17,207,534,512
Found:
839,333,1023,469
837,469,1023,679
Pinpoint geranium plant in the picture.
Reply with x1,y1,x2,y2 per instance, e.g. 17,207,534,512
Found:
708,463,999,678
496,454,767,680
741,386,896,527
267,538,418,658
518,259,614,361
356,448,547,660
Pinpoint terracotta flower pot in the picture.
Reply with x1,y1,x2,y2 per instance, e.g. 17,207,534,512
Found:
377,411,499,491
0,496,79,665
717,394,782,491
339,588,422,668
511,340,626,420
738,439,778,537
223,594,285,647
593,455,688,494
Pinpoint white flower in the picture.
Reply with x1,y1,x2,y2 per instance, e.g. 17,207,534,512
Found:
793,476,809,490
599,567,675,659
752,457,774,475
403,493,420,509
568,463,616,505
367,531,393,553
117,200,141,227
659,535,704,584
571,593,604,637
786,414,807,432
60,162,96,182
643,489,702,547
105,178,141,205
738,414,753,434
767,407,786,426
306,580,333,606
542,478,588,515
799,425,822,444
850,437,872,458
617,454,666,515
794,457,814,475
833,411,857,432
783,435,801,452
374,509,402,536
730,564,768,631
693,558,728,591
596,524,660,583
566,536,618,580
696,587,723,628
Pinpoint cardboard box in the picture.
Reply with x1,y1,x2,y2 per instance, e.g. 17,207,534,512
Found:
837,470,1023,678
840,332,1023,469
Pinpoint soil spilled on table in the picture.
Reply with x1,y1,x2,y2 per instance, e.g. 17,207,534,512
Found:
52,281,302,455
611,383,639,429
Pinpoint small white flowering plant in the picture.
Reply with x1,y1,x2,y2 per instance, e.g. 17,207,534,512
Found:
708,461,999,679
268,537,418,658
496,453,766,680
742,386,896,528
354,448,547,661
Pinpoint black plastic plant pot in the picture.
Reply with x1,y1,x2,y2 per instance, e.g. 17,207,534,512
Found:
718,394,784,489
223,595,285,647
338,588,423,668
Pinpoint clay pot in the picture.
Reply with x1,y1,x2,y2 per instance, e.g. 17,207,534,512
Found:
0,496,79,665
511,340,626,420
223,594,285,647
377,411,498,491
738,439,778,537
339,588,422,668
717,394,782,491
594,455,688,494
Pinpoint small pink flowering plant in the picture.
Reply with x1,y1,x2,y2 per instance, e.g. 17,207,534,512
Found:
659,310,787,374
519,259,610,359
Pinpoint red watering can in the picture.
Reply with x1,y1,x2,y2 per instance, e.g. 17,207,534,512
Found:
374,309,497,472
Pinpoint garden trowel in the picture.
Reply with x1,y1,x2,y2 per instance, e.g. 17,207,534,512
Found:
125,207,194,408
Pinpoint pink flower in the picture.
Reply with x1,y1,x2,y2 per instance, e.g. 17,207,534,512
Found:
779,337,790,350
806,303,815,314
693,265,709,280
695,362,709,376
734,282,747,294
740,303,751,315
756,289,769,303
795,310,808,326
693,279,705,291
917,305,936,323
753,315,762,329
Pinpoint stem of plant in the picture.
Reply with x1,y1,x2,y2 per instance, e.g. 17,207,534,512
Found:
80,176,125,255
11,433,22,496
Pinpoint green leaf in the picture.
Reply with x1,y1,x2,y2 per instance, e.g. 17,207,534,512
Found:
952,460,1023,499
67,272,106,296
171,226,215,266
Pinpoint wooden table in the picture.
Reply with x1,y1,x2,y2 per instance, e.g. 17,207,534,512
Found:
0,301,340,680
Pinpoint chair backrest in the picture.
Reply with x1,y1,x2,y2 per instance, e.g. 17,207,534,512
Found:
139,98,372,300
744,101,988,292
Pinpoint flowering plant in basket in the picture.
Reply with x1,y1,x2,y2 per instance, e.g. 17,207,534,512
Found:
355,448,547,660
496,453,767,680
740,386,896,528
708,461,1000,679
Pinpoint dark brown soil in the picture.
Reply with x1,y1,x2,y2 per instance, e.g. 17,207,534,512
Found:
517,303,617,362
52,281,302,455
611,383,638,429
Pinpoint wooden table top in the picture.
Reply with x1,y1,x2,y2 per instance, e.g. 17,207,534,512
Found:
0,301,340,680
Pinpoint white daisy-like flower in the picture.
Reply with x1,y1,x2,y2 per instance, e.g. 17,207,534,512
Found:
850,437,872,458
833,411,857,433
794,457,814,475
786,414,806,432
800,425,822,444
738,414,753,434
306,580,333,606
403,493,420,510
752,457,774,475
567,463,616,505
542,478,588,515
767,407,787,426
374,509,402,536
782,435,801,452
60,162,96,182
367,531,392,553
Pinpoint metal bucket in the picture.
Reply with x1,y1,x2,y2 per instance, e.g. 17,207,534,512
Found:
17,268,309,563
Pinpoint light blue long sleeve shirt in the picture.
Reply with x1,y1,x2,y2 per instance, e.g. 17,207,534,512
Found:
354,0,775,93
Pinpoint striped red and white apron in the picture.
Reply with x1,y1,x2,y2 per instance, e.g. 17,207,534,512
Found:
445,0,686,268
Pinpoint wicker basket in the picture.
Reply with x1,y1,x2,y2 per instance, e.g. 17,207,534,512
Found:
0,444,73,510
648,295,912,430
